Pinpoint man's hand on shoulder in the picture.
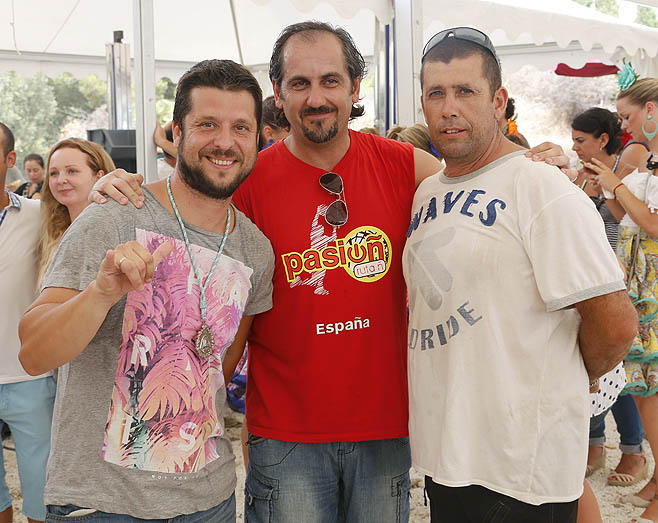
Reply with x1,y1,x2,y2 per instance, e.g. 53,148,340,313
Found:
526,142,577,179
89,169,145,208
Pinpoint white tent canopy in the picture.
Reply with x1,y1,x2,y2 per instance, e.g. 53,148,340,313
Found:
424,0,658,56
393,0,658,124
425,0,658,75
0,0,385,81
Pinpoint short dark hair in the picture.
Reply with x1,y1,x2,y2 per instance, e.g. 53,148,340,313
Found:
571,108,623,156
420,38,502,97
0,122,15,158
173,59,263,131
261,95,290,132
269,21,366,119
163,123,175,160
505,98,516,121
24,153,44,168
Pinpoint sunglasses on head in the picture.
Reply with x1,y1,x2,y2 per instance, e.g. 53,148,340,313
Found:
422,27,500,67
319,172,348,227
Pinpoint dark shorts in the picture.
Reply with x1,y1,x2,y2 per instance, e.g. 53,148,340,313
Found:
425,477,578,523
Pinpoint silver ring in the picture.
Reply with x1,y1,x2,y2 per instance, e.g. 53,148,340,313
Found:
118,257,128,267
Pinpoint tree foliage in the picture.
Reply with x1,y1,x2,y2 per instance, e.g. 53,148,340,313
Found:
571,0,618,16
156,77,176,125
637,5,658,28
0,72,58,163
504,65,617,151
0,72,107,166
595,0,618,17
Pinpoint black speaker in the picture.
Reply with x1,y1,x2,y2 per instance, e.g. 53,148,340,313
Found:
87,129,136,173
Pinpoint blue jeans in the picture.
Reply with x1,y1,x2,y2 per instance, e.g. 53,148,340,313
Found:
245,436,411,523
45,494,235,522
0,377,56,521
589,394,644,453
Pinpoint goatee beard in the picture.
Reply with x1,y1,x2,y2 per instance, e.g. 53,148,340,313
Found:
302,121,339,144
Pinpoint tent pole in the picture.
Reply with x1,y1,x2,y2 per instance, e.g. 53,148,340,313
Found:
229,0,245,64
374,18,387,136
133,0,157,182
385,23,391,131
393,0,423,126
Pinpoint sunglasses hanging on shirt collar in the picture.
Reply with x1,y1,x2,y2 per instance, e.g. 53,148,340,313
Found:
319,172,348,227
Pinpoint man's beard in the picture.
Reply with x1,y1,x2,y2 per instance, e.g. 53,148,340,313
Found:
177,144,256,201
300,106,339,144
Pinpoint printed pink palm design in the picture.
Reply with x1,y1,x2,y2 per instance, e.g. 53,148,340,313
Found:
102,229,253,473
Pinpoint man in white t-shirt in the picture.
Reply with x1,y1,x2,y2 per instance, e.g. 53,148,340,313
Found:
0,122,54,523
404,28,638,522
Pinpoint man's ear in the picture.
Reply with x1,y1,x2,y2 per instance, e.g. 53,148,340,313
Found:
273,82,284,109
6,150,16,169
351,77,362,104
493,86,508,123
172,121,182,147
262,125,275,142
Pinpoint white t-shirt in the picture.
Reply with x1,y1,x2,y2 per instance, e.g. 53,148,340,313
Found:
403,152,625,505
0,193,51,383
619,170,658,230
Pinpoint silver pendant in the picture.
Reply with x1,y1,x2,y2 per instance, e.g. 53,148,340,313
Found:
195,323,214,359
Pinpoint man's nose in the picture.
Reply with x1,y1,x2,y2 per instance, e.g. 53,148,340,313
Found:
212,126,234,150
441,92,459,118
306,84,328,108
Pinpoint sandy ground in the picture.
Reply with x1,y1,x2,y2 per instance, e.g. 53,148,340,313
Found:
2,410,651,522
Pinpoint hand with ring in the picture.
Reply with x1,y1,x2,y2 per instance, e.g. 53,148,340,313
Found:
88,169,145,208
92,240,173,306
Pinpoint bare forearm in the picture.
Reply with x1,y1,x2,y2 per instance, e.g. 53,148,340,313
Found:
578,298,637,381
221,315,253,385
604,197,626,223
157,138,177,159
222,346,244,387
579,327,629,381
19,282,115,375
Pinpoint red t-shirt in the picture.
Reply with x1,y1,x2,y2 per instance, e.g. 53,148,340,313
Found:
233,130,415,442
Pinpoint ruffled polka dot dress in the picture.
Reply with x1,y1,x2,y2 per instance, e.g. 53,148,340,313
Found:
590,362,626,417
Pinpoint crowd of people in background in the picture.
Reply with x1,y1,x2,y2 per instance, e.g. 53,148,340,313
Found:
1,19,658,523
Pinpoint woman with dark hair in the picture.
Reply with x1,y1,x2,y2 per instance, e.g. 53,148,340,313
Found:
573,108,648,245
571,108,648,493
15,153,45,199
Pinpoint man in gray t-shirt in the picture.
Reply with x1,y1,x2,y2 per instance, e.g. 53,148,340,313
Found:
18,60,273,522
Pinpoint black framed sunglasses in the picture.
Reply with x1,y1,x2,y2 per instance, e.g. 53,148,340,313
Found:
319,172,348,227
422,27,500,66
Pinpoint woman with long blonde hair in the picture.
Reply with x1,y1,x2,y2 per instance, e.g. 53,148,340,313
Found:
38,138,115,283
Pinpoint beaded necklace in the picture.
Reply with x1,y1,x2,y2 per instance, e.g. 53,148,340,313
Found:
166,176,231,358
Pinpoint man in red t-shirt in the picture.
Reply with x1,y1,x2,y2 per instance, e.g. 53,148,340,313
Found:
232,21,440,523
